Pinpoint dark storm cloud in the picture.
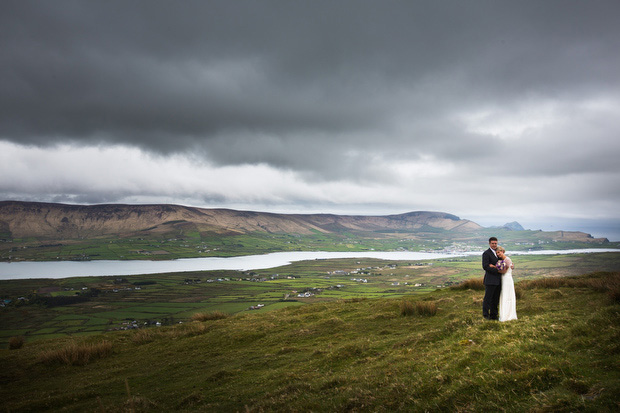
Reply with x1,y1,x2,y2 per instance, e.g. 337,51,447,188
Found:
0,1,620,181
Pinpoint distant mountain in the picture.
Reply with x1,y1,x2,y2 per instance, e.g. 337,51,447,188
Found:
502,221,525,231
0,201,482,239
488,221,525,231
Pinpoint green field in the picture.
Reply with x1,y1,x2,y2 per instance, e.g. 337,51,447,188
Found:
2,252,619,346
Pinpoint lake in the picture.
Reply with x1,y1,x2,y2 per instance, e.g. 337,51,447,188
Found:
1,249,619,280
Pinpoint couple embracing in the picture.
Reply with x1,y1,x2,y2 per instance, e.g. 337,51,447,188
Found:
482,237,518,322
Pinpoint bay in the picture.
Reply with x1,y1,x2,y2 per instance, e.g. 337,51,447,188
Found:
1,249,619,280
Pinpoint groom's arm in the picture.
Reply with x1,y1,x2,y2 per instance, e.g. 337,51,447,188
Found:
482,251,498,273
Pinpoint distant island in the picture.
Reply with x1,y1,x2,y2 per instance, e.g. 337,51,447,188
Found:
488,221,526,231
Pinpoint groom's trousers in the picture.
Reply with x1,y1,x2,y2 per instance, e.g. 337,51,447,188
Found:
483,284,502,320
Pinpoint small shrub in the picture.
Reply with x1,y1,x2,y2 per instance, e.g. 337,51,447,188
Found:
400,300,415,316
38,340,113,366
191,311,229,322
416,301,438,316
8,336,25,350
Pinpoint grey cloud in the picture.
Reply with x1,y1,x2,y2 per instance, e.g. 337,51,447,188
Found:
1,0,620,180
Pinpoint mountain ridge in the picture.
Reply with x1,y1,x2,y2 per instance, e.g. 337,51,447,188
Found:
0,200,483,239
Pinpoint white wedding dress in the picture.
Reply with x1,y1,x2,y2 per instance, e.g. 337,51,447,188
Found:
499,257,518,322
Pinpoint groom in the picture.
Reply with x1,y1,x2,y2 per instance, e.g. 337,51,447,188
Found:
482,237,501,320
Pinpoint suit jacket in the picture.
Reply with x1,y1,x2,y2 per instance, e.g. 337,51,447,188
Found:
482,248,501,286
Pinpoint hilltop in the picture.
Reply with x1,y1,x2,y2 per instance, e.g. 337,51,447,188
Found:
1,271,618,411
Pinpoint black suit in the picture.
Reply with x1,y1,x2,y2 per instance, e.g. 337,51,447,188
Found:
482,247,501,319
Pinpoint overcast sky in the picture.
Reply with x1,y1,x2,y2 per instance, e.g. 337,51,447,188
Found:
1,1,619,239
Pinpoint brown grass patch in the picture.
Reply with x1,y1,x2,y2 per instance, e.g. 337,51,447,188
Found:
523,272,620,293
415,301,438,316
191,311,230,321
131,328,160,344
450,277,485,291
400,300,415,316
38,340,113,365
8,336,25,350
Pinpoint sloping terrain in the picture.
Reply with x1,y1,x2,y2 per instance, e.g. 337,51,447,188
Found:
1,271,618,411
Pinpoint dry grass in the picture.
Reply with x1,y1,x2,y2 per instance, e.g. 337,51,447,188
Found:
38,340,113,366
450,277,485,291
191,311,230,321
400,300,415,316
131,328,159,344
400,299,438,316
415,300,438,316
523,272,620,292
8,336,25,350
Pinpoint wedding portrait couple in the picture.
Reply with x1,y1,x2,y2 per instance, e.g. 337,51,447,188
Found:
482,237,518,322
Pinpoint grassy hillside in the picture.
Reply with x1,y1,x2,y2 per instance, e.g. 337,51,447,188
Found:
1,271,619,412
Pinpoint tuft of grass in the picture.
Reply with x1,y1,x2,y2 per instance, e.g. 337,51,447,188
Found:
400,299,438,317
8,336,25,350
191,311,230,321
131,328,159,344
38,340,113,366
450,277,485,290
415,300,438,316
399,300,415,316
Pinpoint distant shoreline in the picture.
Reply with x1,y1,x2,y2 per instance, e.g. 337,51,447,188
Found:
1,248,619,281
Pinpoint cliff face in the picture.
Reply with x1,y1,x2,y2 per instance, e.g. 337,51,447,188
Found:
0,201,482,239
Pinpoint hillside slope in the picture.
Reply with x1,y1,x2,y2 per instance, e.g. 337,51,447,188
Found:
1,271,618,411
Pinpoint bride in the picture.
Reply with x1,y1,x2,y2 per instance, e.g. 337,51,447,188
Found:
496,246,518,322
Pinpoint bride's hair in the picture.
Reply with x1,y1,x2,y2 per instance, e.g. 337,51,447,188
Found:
496,246,505,253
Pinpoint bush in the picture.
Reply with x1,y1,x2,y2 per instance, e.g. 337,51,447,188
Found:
191,311,229,322
38,340,113,366
8,336,25,350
